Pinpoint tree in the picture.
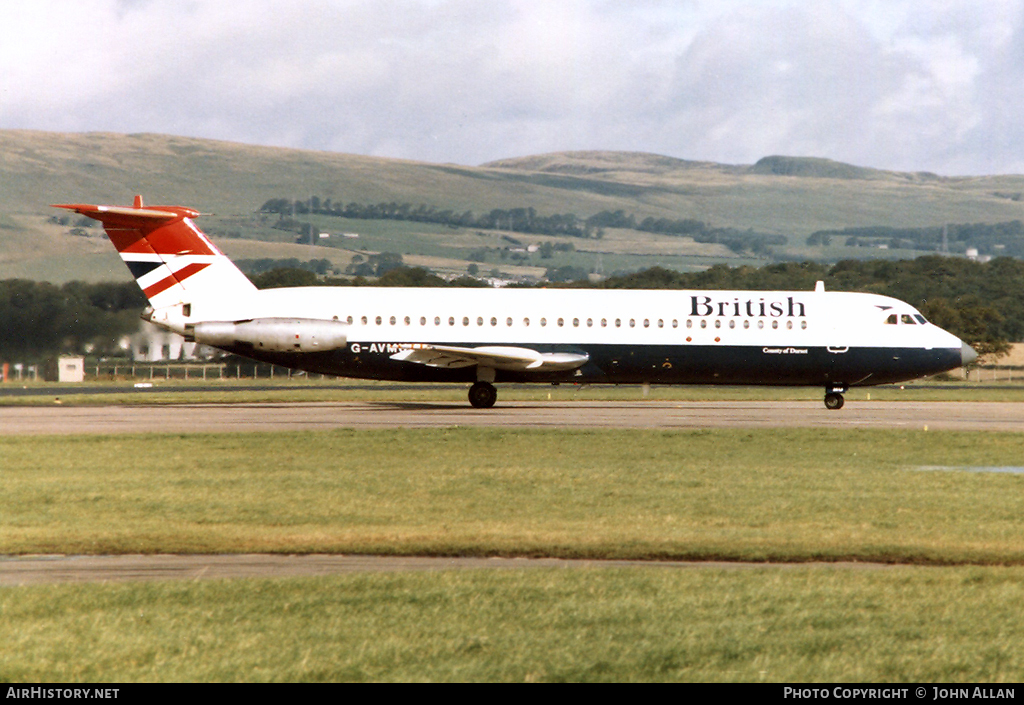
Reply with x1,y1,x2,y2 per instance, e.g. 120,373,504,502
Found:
251,268,320,289
0,279,143,359
376,267,446,287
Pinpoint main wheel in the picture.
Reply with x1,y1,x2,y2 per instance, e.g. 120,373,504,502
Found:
824,392,845,410
468,381,498,409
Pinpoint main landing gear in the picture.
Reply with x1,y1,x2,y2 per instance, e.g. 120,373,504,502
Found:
468,381,498,409
823,384,848,410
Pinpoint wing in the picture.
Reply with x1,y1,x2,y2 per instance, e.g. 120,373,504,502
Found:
390,344,588,372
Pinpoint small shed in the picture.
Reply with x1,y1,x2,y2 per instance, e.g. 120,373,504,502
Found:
44,356,85,382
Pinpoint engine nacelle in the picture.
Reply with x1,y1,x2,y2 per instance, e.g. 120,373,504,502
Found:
187,318,349,353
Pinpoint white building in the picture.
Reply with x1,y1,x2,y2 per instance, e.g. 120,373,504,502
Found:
125,320,203,361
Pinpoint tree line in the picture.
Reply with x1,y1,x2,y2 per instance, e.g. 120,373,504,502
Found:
0,280,146,360
258,198,787,255
807,221,1024,257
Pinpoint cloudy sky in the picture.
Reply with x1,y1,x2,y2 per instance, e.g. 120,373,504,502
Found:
2,0,1023,175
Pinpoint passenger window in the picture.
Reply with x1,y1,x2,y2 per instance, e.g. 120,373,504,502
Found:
758,320,764,329
361,316,368,325
477,317,483,326
573,318,580,327
389,316,396,325
491,317,497,326
743,320,749,329
801,321,807,329
700,320,707,329
506,317,513,326
643,319,649,328
347,316,354,324
629,319,636,328
615,319,621,328
587,318,593,327
714,320,721,329
541,318,547,327
463,317,470,326
658,319,664,328
786,320,793,330
449,317,455,326
728,320,735,329
557,318,564,327
885,314,898,324
434,316,441,326
524,318,530,326
672,320,678,328
901,314,916,325
686,320,692,329
772,320,778,329
419,317,426,325
375,316,382,325
601,318,607,327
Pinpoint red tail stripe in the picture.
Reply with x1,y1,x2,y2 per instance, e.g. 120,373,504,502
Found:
142,262,211,298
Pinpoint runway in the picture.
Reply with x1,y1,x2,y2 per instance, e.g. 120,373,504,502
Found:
0,400,1022,435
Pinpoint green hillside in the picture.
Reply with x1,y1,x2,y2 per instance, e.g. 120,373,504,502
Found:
3,130,1024,283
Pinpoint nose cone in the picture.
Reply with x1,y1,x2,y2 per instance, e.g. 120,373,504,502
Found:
961,341,978,367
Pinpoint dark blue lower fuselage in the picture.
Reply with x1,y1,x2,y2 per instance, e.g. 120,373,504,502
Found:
223,341,962,389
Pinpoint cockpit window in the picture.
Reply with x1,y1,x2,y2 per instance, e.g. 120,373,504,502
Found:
914,314,927,325
901,314,916,325
885,314,898,325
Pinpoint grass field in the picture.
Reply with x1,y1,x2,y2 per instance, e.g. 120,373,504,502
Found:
4,422,1024,681
3,567,1024,682
3,427,1024,562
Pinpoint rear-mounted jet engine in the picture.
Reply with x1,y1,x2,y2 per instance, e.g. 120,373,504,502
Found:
185,318,349,353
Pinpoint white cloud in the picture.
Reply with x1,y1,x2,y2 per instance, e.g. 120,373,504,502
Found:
2,0,1023,174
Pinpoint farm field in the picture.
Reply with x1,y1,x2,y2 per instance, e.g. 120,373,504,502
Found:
6,130,1024,282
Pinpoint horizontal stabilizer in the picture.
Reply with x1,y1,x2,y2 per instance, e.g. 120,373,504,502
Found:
391,344,588,372
52,203,200,228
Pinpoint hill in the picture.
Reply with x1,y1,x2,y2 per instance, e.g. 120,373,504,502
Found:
3,130,1024,282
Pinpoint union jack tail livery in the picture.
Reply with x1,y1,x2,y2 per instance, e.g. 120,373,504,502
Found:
53,195,256,312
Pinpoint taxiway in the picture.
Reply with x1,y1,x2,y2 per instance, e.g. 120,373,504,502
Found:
0,400,1021,435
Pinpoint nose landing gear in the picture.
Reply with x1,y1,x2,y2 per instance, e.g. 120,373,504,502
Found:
824,384,848,410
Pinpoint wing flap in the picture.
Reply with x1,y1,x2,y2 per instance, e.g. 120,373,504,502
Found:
391,344,588,372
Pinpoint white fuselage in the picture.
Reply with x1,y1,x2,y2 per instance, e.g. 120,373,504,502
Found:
170,286,962,352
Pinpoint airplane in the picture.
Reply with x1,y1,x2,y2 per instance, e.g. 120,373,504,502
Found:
53,196,977,410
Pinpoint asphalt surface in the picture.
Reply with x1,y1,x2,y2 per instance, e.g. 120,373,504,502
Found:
0,400,1022,434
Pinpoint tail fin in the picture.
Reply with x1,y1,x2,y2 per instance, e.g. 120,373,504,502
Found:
53,195,256,312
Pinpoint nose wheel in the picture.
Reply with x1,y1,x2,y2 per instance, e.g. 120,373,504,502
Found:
468,381,498,409
824,392,845,410
824,385,847,410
